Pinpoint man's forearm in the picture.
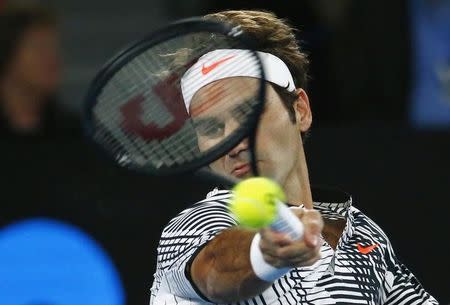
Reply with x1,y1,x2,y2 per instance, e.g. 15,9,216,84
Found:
190,228,271,303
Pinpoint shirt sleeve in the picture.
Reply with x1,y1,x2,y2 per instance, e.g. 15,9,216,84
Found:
383,240,439,305
153,197,238,302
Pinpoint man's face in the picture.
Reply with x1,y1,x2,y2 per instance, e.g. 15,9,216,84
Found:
190,77,311,185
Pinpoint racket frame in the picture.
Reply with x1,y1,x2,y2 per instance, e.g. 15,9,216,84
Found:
83,17,266,179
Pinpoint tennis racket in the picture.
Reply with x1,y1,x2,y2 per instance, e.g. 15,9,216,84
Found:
82,17,303,240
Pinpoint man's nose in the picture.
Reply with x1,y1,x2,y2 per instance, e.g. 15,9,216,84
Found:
228,138,249,158
222,115,241,139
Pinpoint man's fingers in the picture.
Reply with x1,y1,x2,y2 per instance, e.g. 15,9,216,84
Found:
260,228,292,246
257,208,324,268
259,230,291,257
262,252,285,268
301,209,324,248
261,242,321,268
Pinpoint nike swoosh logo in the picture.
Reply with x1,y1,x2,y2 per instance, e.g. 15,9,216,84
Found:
201,55,235,75
357,243,379,254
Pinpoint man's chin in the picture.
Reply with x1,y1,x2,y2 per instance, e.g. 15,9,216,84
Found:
236,172,254,180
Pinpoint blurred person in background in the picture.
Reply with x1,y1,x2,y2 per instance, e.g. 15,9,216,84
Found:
0,1,78,139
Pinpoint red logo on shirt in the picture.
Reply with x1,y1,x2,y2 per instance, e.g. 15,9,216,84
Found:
357,243,379,254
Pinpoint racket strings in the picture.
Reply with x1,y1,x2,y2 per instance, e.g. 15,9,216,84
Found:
96,33,223,108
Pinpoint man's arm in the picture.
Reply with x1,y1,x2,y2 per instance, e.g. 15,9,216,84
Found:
190,228,269,302
190,209,323,303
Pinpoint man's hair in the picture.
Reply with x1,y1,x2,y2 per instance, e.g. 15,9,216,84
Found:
204,10,310,125
0,2,58,77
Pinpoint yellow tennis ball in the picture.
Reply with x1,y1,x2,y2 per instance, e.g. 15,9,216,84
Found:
229,177,286,229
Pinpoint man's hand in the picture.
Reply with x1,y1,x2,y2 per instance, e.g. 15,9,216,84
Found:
259,208,323,268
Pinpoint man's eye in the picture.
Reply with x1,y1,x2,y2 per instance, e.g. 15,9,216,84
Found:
232,106,248,120
195,119,225,138
232,99,256,121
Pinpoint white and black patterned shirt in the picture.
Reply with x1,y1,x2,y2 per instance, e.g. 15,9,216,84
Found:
150,187,438,305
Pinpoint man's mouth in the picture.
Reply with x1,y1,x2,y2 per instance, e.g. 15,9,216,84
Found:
231,163,251,177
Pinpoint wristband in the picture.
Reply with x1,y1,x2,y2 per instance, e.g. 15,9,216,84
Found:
250,233,291,282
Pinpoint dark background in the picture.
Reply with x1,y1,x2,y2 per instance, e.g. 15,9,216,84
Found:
1,0,449,304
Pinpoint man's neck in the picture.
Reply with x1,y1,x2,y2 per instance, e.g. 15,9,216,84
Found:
282,148,313,209
281,147,347,249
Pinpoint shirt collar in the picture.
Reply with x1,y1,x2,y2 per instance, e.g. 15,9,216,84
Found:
290,186,353,220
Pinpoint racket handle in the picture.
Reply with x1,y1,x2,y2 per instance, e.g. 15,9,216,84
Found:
270,200,304,240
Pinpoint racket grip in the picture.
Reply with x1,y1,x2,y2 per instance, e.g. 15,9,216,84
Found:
270,200,304,240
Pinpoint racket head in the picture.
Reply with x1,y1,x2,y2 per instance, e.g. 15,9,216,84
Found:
83,17,266,176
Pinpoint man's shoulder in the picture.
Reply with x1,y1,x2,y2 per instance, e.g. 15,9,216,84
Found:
162,188,234,233
350,206,391,246
181,187,232,217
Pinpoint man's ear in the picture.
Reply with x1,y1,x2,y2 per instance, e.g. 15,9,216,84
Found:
293,88,312,132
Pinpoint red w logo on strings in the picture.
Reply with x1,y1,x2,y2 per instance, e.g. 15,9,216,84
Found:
119,73,188,141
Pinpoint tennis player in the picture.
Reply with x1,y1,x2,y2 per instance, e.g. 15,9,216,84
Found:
150,10,438,305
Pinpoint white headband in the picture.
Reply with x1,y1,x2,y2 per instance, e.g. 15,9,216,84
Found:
180,49,296,113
